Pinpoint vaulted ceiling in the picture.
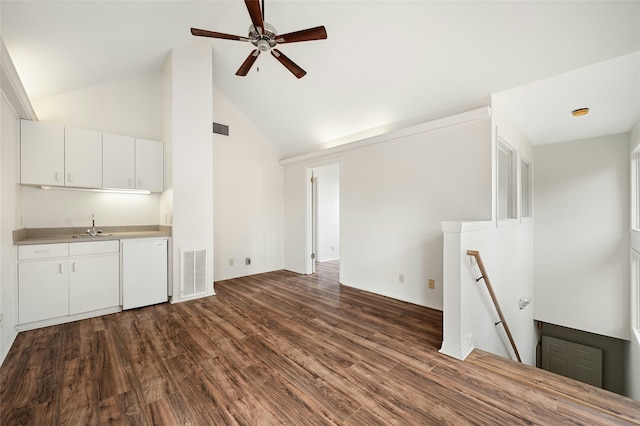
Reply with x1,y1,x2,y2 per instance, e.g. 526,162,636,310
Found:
2,1,639,157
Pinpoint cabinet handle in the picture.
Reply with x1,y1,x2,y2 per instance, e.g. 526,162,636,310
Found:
68,172,74,183
137,179,142,188
59,263,64,274
35,249,51,254
55,172,61,182
72,262,77,273
128,177,133,187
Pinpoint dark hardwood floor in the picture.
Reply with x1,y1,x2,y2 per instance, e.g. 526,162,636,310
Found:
2,260,639,425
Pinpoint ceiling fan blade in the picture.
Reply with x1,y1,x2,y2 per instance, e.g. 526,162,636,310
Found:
271,49,306,79
275,26,327,44
191,28,249,42
245,0,265,34
236,50,261,76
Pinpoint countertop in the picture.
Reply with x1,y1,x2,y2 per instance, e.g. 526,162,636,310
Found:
14,225,171,245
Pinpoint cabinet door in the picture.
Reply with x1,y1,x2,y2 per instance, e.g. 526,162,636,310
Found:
135,138,163,192
20,120,65,186
103,133,135,189
18,260,69,324
69,254,120,315
65,127,103,188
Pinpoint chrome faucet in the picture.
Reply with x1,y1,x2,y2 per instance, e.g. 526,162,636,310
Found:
87,213,101,236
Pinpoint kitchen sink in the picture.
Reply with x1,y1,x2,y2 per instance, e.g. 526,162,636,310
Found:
72,233,114,238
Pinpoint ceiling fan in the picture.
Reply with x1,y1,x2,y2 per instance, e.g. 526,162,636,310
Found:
191,0,327,79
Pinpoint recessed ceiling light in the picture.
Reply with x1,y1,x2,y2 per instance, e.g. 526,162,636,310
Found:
572,108,589,117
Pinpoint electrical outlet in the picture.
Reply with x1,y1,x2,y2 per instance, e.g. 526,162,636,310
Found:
399,273,405,283
245,257,251,265
229,258,234,266
429,279,436,289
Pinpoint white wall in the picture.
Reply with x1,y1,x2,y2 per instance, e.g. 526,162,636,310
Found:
163,42,215,301
211,85,284,281
0,94,21,364
314,163,340,262
32,71,162,141
440,101,536,363
534,134,630,340
21,187,160,228
22,71,163,228
284,113,492,310
340,120,491,309
441,222,536,364
283,161,309,274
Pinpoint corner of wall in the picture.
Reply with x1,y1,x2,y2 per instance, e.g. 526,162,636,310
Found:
1,38,37,120
630,117,640,152
167,42,214,303
1,82,23,368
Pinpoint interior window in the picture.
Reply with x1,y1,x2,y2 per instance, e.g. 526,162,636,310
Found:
498,139,517,221
521,157,532,218
634,153,640,230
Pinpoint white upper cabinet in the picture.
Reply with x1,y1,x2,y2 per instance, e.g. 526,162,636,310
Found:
20,120,65,186
135,138,163,192
103,133,135,189
64,127,103,188
20,120,163,192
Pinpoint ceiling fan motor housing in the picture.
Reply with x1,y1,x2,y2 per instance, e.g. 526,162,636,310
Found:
250,23,277,51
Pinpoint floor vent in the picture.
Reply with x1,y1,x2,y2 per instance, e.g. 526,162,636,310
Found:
180,248,208,297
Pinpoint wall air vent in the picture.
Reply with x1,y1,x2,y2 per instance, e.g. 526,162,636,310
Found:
213,122,230,136
180,248,208,297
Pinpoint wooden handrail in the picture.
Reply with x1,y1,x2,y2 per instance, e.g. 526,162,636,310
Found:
466,250,522,363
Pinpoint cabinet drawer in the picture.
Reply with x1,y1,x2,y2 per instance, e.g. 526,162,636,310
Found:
69,240,119,256
19,243,68,260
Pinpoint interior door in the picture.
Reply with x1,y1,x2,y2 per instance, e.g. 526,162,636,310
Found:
311,171,318,274
541,335,603,388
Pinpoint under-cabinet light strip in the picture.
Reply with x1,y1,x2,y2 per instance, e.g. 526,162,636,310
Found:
40,186,151,195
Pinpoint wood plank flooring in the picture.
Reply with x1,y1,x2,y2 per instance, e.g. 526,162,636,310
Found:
2,260,639,425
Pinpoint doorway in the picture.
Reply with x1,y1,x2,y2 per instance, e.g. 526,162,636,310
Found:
307,163,340,275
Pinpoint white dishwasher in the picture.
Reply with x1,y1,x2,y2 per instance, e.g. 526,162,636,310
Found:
121,238,168,310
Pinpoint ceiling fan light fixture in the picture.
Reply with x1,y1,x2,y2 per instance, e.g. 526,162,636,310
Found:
572,107,589,117
257,39,271,51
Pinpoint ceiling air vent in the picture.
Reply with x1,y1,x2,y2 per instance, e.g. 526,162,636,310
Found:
213,122,229,136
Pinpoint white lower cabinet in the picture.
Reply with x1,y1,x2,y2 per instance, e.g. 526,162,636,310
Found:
69,253,119,315
18,259,70,324
18,241,120,325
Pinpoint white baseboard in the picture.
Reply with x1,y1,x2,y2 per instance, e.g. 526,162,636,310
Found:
16,306,122,332
439,333,474,360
